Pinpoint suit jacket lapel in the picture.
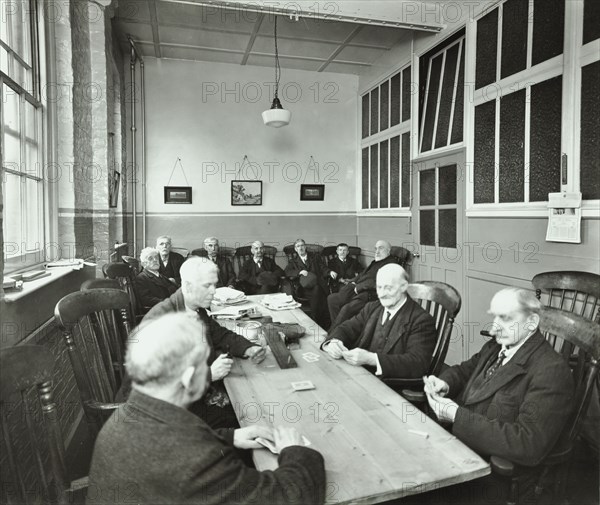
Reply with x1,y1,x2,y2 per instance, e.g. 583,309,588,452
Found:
357,305,383,349
381,297,414,354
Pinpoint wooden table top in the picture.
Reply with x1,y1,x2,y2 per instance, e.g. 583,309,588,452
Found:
221,296,490,504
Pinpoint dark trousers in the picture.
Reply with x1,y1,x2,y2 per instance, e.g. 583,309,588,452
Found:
328,284,371,329
299,284,330,330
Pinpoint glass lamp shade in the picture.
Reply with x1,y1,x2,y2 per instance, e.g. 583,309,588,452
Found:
262,97,291,127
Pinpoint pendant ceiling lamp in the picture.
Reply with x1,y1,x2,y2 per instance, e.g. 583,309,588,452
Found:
262,16,291,128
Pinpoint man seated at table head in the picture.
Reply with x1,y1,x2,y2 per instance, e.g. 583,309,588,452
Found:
322,264,436,379
327,239,398,329
156,235,185,285
424,287,574,469
204,236,236,288
88,313,326,505
284,238,331,329
144,256,265,428
238,240,285,295
135,247,178,311
327,243,363,293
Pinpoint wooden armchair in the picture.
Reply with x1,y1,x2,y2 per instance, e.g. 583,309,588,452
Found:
104,262,141,323
54,289,132,438
384,281,461,402
390,246,412,268
234,245,278,273
0,345,88,504
491,307,600,505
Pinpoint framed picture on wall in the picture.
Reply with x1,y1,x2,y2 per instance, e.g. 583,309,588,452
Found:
231,180,262,206
300,184,325,201
164,186,192,204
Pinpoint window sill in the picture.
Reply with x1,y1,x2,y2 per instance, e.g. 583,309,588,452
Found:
466,202,600,218
357,209,412,218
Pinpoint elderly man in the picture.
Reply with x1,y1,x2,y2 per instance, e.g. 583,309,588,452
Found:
135,247,178,311
327,240,398,329
322,264,436,379
204,236,236,288
425,288,574,469
88,313,326,505
327,243,363,293
238,240,285,295
144,257,265,428
156,235,185,285
284,238,331,329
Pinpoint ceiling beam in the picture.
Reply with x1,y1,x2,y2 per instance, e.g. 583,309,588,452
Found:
241,12,264,65
148,0,162,58
317,24,363,73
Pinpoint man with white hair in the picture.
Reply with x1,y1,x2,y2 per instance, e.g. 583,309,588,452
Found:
238,240,285,295
88,313,326,505
322,264,436,379
156,235,185,285
327,239,398,329
144,256,265,428
204,236,236,288
135,247,178,310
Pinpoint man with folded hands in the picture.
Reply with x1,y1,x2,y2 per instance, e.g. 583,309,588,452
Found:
322,264,436,379
238,240,285,295
144,256,265,428
88,313,326,505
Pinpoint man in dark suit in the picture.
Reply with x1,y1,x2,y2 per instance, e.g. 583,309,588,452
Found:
327,243,363,293
322,264,436,379
284,238,332,329
135,247,178,310
238,240,285,294
328,240,398,329
88,313,326,505
156,235,185,285
424,287,574,500
204,236,236,288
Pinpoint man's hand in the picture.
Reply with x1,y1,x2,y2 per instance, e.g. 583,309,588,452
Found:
299,270,308,276
323,339,348,359
233,425,274,450
426,391,459,423
168,277,177,284
423,375,450,397
329,271,338,279
244,346,266,364
342,348,376,367
273,426,304,452
210,353,233,381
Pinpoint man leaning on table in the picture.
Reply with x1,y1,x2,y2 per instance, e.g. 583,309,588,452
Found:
87,313,326,505
144,256,265,428
322,264,436,379
423,287,574,501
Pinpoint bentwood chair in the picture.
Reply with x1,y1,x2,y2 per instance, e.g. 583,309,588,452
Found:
491,307,600,505
390,245,412,269
190,246,236,260
54,289,131,438
0,345,88,504
104,262,141,323
384,281,461,402
282,244,325,313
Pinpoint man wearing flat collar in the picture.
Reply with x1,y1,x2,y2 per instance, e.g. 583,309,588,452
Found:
156,235,185,285
322,264,436,379
204,236,236,288
424,287,574,471
238,240,285,295
327,243,363,293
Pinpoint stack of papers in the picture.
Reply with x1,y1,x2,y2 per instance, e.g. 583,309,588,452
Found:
261,294,302,311
213,287,246,305
210,305,255,320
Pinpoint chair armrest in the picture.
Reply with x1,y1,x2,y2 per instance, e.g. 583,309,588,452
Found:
490,455,515,477
382,377,423,392
401,390,426,404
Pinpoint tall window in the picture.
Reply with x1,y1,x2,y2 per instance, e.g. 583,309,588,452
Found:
1,0,44,272
361,65,411,211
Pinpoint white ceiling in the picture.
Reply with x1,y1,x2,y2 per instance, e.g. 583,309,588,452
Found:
114,0,444,75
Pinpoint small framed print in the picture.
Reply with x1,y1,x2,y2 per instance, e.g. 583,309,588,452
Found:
164,186,192,204
232,180,262,206
300,184,325,201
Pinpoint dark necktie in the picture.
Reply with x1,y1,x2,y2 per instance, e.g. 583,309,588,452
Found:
382,310,391,325
485,350,507,380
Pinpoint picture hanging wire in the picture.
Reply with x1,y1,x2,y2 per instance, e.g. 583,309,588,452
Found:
237,155,250,178
167,157,190,186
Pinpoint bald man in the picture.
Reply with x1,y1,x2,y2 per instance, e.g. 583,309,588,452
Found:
88,313,326,505
322,264,436,379
327,240,399,329
237,240,285,295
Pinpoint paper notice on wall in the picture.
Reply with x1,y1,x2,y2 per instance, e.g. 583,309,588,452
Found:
546,192,582,243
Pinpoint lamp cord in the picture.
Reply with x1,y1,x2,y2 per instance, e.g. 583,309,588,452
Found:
274,16,280,99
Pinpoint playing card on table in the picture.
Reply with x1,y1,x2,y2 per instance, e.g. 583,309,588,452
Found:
255,436,312,454
291,380,316,391
301,352,320,362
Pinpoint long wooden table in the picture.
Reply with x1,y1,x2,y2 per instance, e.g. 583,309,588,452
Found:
221,296,489,504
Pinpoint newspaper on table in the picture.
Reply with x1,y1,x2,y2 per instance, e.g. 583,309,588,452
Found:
261,293,302,311
213,287,246,304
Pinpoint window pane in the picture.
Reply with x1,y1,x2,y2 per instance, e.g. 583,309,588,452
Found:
499,89,526,202
439,164,457,205
532,0,564,66
390,136,400,208
476,8,498,89
2,173,22,256
380,81,389,132
390,72,400,127
435,44,459,149
583,0,600,45
3,84,20,131
362,147,369,208
474,100,496,203
439,209,457,248
420,169,435,206
402,66,411,122
420,210,435,246
401,133,411,208
450,43,465,145
361,94,369,139
25,140,39,177
25,178,41,251
3,131,21,168
370,144,379,208
370,88,379,135
379,140,389,208
530,76,562,201
501,0,528,79
580,61,600,200
421,55,443,153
